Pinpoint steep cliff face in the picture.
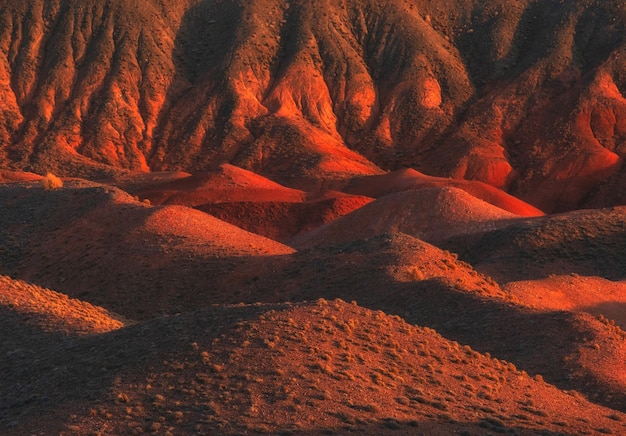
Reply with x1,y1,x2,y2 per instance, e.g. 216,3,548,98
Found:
0,0,625,210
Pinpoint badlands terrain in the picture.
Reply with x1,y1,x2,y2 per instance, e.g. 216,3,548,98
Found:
1,0,626,435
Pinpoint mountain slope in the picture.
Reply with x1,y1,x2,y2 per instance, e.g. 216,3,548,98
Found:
0,0,625,209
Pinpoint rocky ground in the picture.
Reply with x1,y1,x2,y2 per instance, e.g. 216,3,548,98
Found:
1,170,625,434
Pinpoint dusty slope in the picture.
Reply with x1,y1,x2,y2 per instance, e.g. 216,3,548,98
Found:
3,300,626,435
0,1,625,209
197,194,374,241
0,180,294,319
444,205,626,283
0,275,124,335
505,275,626,330
114,164,307,206
339,167,545,216
290,186,519,248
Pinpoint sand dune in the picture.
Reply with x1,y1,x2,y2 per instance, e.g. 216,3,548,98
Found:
290,186,519,249
0,180,294,320
340,168,545,217
0,275,124,335
112,165,374,241
3,300,625,435
116,164,306,206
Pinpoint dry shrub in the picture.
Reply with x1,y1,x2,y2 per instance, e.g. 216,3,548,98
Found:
408,267,424,281
42,172,63,190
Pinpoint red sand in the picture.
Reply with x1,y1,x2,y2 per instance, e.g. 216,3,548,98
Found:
341,168,544,217
291,186,520,249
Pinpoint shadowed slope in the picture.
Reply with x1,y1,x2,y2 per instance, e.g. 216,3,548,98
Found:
444,205,626,283
197,194,374,241
3,300,625,435
0,180,294,319
0,1,626,208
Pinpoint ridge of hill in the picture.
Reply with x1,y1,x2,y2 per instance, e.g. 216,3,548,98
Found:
3,300,626,435
0,1,625,210
0,275,124,335
114,164,307,206
339,168,545,216
290,186,519,249
0,180,295,319
444,205,626,283
2,179,626,428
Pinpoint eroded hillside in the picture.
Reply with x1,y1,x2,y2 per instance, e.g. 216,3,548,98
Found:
1,0,625,210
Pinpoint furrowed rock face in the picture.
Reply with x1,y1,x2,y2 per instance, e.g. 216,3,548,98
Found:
0,0,625,210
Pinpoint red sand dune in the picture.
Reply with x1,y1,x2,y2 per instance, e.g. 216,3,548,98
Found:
290,186,519,249
113,165,374,241
0,275,124,335
506,275,626,329
339,168,544,217
0,180,294,319
114,164,306,206
3,299,626,435
140,205,295,256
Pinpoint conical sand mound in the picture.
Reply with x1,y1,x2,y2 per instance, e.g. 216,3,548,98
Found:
291,186,519,249
341,168,544,217
119,164,306,206
139,205,296,256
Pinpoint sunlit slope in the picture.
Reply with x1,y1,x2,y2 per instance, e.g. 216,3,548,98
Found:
0,1,625,209
3,300,626,435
